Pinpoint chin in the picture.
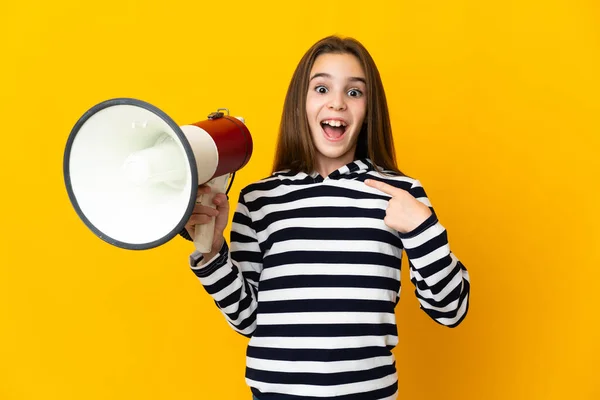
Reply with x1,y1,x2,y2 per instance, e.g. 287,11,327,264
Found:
315,144,355,161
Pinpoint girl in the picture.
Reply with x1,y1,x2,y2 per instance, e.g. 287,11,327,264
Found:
184,35,471,400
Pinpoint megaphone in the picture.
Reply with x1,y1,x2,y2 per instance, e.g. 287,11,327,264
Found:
63,98,253,252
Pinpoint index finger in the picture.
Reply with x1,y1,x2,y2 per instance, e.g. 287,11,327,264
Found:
364,179,402,196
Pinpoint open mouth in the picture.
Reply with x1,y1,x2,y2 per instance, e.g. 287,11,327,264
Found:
320,119,348,141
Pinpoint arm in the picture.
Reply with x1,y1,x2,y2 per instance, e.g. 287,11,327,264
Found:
189,192,263,337
364,178,470,327
398,180,470,327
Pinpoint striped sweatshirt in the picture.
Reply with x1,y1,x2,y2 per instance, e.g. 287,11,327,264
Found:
189,158,470,400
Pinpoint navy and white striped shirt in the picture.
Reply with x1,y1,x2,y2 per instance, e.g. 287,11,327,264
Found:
190,159,470,400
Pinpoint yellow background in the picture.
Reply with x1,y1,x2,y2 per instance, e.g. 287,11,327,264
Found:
1,0,599,399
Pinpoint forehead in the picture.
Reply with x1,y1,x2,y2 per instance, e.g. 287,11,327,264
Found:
310,53,366,81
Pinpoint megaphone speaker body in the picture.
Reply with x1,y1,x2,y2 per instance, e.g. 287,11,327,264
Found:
64,98,252,251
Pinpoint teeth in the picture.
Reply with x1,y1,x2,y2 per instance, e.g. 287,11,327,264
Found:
322,120,346,127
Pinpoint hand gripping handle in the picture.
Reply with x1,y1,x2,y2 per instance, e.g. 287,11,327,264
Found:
193,174,230,253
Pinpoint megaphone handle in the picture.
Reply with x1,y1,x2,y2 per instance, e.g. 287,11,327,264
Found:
194,174,230,254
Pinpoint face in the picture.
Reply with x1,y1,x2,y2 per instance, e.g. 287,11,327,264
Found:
306,52,367,175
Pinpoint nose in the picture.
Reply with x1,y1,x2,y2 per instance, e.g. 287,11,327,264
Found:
327,92,346,111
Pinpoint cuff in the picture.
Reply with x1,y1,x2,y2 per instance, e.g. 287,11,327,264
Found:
189,241,229,278
398,212,438,239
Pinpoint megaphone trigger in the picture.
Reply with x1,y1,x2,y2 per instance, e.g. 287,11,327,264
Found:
193,174,231,254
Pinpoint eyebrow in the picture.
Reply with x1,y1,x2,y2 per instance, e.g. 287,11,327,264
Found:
309,72,366,85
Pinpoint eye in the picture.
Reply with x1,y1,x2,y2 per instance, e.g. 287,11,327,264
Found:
348,88,363,97
315,85,328,94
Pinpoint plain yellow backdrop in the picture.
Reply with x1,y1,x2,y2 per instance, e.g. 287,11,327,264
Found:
1,0,599,399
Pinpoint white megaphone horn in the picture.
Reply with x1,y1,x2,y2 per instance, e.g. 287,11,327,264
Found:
63,98,253,252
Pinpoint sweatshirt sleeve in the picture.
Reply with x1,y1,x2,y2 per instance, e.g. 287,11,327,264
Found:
398,180,471,327
189,191,263,337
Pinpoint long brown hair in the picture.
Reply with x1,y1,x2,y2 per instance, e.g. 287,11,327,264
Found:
272,35,403,175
